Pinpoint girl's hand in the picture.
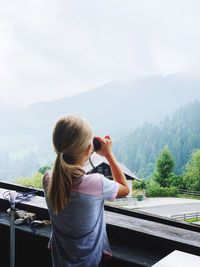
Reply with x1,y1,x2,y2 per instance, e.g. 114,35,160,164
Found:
94,135,130,198
94,135,113,158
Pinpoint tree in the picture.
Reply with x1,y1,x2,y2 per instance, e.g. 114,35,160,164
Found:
38,165,52,174
168,174,185,189
133,179,146,190
14,172,43,189
183,149,200,191
153,146,175,187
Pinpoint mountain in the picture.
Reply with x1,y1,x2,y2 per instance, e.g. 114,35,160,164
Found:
113,101,200,179
1,72,200,181
2,72,200,135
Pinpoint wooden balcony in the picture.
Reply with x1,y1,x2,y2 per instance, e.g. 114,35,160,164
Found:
0,181,200,267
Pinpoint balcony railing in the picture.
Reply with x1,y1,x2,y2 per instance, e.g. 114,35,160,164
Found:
1,181,200,267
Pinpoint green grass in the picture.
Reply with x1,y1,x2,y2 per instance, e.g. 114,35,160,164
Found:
185,218,200,223
13,173,43,189
177,194,200,200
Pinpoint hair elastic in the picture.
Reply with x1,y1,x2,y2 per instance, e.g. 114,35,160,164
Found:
57,152,63,156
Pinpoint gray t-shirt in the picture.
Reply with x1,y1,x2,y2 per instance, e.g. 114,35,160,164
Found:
43,171,119,267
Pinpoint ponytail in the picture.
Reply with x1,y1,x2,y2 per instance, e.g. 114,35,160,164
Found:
48,115,93,214
48,154,85,214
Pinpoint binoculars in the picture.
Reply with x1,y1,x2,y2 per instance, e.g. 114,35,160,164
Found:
93,138,101,151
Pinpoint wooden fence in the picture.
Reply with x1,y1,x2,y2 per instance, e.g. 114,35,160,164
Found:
171,212,200,221
178,189,200,197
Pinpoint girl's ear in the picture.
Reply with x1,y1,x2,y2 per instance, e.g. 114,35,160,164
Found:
85,143,93,156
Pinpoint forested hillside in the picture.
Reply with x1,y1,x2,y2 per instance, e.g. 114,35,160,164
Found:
113,101,200,179
1,72,200,181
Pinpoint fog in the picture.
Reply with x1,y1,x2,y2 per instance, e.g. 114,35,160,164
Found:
0,0,200,107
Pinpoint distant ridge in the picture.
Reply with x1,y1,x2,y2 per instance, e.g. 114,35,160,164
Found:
1,72,200,180
6,72,200,133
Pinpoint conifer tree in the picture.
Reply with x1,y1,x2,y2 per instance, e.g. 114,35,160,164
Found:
153,146,175,187
183,149,200,191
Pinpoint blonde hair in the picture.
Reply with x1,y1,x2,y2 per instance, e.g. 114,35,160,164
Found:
48,115,93,214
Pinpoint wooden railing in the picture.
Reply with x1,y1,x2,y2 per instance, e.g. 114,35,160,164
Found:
1,181,200,267
171,212,200,221
178,189,200,197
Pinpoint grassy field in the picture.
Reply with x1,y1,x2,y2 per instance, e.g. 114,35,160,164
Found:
185,218,200,223
177,194,200,200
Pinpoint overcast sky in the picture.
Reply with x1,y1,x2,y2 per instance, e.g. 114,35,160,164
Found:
0,0,200,107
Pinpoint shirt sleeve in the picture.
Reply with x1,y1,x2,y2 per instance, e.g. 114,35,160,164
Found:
102,176,119,202
42,171,51,193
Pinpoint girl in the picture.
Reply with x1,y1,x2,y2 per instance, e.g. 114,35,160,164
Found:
43,115,130,267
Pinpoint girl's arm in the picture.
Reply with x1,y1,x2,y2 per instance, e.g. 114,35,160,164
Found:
94,136,130,198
